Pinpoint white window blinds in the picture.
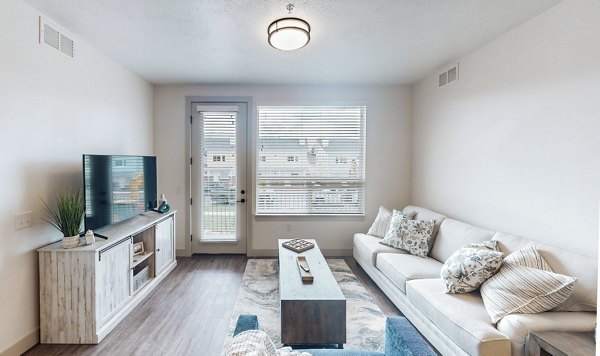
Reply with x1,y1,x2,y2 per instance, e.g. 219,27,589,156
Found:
256,106,366,215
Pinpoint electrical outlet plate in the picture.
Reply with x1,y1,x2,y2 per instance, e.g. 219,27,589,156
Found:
15,211,34,230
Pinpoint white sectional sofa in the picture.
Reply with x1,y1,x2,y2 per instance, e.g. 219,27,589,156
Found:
353,206,597,356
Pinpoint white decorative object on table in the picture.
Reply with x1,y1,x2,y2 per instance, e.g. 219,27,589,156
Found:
84,229,95,245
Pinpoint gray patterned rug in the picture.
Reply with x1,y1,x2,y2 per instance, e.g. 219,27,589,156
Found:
222,259,386,352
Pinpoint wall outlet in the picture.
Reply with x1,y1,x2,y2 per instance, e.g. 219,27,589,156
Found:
15,211,34,230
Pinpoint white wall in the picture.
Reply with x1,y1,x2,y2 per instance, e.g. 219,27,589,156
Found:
0,0,154,354
411,0,600,257
154,85,411,255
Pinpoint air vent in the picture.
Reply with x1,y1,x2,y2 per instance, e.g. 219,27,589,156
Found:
447,66,457,82
438,63,459,87
438,72,448,87
39,17,75,58
59,33,74,57
42,23,59,50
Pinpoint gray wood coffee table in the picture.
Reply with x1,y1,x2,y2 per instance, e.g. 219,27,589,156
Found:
278,239,346,348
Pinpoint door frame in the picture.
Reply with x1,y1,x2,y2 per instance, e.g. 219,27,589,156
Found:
185,96,253,256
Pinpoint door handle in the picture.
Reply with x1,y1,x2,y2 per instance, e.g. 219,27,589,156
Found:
236,198,246,203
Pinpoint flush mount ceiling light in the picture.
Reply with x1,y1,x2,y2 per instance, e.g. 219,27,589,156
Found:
268,4,311,51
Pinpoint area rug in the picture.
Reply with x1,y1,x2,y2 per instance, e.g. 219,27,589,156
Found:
222,259,386,353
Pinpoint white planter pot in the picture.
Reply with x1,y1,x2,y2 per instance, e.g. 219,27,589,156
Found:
62,234,80,249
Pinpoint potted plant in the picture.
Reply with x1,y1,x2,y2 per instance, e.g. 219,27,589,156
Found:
41,189,85,249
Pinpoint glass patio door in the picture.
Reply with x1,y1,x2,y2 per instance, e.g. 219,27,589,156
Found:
191,103,247,254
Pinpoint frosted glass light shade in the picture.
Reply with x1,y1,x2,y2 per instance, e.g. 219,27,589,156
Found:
268,17,310,51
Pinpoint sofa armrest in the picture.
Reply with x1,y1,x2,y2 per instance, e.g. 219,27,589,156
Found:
385,316,435,355
233,314,259,336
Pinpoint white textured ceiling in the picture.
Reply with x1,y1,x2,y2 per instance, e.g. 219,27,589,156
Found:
23,0,561,85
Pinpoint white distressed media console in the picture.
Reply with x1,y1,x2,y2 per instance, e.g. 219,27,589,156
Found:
37,211,177,344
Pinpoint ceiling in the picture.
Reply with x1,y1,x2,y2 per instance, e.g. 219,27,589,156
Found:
23,0,561,86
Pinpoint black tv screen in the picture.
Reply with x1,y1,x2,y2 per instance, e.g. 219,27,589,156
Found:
83,154,157,231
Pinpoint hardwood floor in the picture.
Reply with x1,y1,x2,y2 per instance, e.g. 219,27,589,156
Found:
25,255,402,356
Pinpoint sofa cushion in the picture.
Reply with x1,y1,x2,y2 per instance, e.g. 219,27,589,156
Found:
402,206,446,251
381,212,435,258
492,232,597,312
441,240,503,293
367,206,416,238
353,233,407,266
376,253,443,293
430,219,495,263
406,278,511,356
496,311,596,356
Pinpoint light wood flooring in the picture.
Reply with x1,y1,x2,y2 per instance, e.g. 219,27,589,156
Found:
25,255,403,356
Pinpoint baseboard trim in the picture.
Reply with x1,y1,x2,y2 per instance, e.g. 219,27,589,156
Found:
176,248,191,257
0,329,39,356
248,248,352,257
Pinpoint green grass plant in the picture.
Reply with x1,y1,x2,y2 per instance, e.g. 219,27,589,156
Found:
41,189,85,237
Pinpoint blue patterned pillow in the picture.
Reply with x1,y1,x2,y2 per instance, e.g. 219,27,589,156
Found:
380,210,435,258
441,240,504,293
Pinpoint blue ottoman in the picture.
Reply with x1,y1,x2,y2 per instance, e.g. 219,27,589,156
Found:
232,314,435,356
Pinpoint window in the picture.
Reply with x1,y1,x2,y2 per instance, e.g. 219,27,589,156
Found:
256,105,366,215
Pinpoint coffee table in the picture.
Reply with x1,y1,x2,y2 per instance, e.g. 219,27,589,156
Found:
278,239,346,348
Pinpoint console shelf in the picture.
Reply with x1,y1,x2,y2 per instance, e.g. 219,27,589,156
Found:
38,211,177,344
132,251,154,268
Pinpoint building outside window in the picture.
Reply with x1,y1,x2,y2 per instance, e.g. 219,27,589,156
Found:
256,105,366,215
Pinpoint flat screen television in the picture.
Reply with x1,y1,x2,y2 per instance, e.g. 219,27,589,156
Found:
83,154,157,231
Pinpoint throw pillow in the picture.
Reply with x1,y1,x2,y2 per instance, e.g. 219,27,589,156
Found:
367,206,415,238
441,240,503,294
225,330,276,356
502,244,552,270
480,246,577,324
380,211,435,258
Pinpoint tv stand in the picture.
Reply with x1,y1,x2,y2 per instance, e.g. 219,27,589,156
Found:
38,211,177,344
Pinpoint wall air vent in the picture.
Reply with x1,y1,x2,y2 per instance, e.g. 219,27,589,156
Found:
39,17,75,58
438,72,448,87
438,63,459,87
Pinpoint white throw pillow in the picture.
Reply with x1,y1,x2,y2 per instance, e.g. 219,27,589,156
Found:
480,245,577,324
225,330,276,356
380,210,434,258
367,206,415,238
441,240,503,294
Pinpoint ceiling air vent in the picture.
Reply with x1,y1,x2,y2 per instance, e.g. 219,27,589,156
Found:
438,63,459,87
39,17,75,58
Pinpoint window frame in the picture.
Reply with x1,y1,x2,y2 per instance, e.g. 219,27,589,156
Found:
254,105,367,216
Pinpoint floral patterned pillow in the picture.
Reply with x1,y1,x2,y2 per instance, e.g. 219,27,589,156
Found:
441,240,504,294
380,210,435,258
367,207,416,238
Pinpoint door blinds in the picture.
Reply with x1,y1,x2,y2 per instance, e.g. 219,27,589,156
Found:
195,111,238,240
256,106,366,215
